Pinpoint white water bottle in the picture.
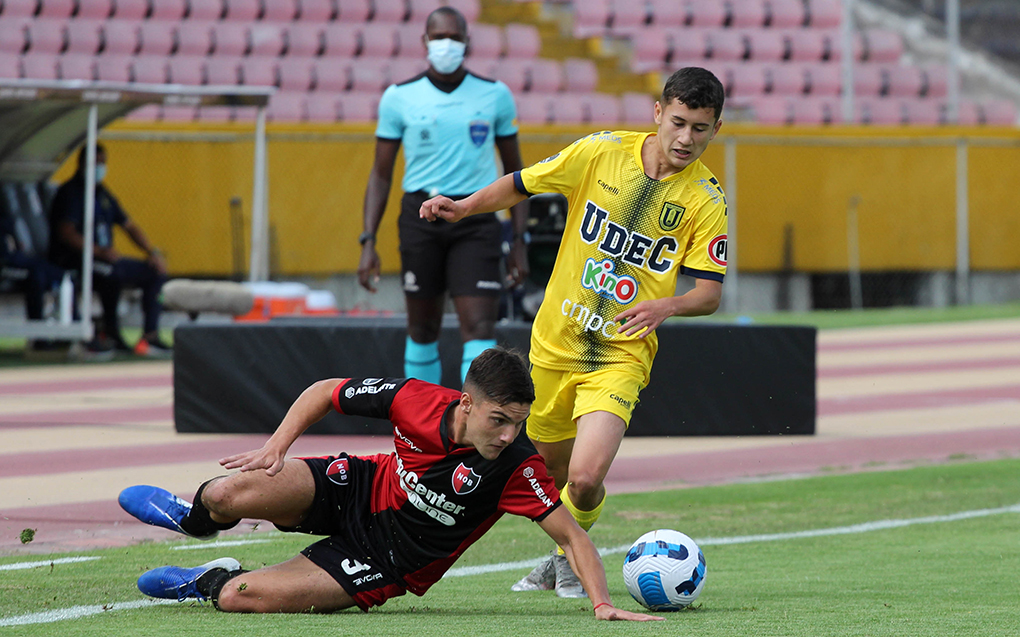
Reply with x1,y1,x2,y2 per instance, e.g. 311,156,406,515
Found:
59,273,72,325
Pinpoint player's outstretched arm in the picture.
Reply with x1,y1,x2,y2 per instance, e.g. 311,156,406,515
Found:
220,379,344,475
419,174,527,223
537,507,663,622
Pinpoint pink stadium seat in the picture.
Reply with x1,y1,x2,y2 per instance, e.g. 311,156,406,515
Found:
765,0,805,28
573,0,609,38
885,65,922,98
102,21,140,56
267,92,306,122
790,97,831,124
95,54,133,82
729,0,766,28
550,97,586,124
504,23,541,58
205,56,242,85
563,57,599,93
213,23,251,56
22,54,59,79
822,29,864,62
277,58,315,91
467,24,502,59
161,105,198,121
26,20,66,55
250,24,287,57
863,98,903,125
149,0,187,21
0,53,20,78
0,21,28,55
306,92,341,121
125,104,162,121
609,0,648,36
300,0,337,21
785,29,826,62
920,64,947,98
708,30,747,61
335,0,370,23
751,96,790,124
349,57,390,92
58,54,95,80
671,28,710,61
407,0,442,23
288,23,327,57
806,0,841,28
853,64,884,97
686,1,726,27
359,23,398,57
1,0,37,18
902,99,941,125
338,92,380,122
131,55,169,83
955,99,980,125
805,63,840,96
137,22,176,56
630,27,670,72
582,92,622,123
324,23,365,58
648,0,685,27
223,0,261,21
77,0,112,19
188,0,225,21
167,55,206,84
372,0,407,23
389,57,427,82
263,0,299,22
515,93,551,123
313,58,351,92
492,58,529,93
65,21,103,55
621,91,654,124
729,64,767,97
176,21,215,56
745,28,786,62
111,0,148,19
197,106,233,122
528,58,562,93
37,0,74,18
863,28,902,63
766,62,806,94
395,23,425,58
241,58,278,86
448,0,481,22
982,99,1017,125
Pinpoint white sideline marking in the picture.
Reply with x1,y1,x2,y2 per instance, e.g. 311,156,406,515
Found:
4,503,1019,625
171,539,272,551
0,556,101,572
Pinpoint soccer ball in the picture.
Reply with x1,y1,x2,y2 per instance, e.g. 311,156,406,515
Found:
622,529,706,611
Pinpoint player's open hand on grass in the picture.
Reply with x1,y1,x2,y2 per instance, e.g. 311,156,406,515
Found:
220,444,287,476
614,298,675,338
419,195,468,222
594,603,664,622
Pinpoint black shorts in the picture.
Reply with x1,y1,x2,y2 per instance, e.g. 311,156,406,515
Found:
284,455,408,611
398,191,504,299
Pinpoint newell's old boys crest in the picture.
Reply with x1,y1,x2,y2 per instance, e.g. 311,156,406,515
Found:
452,462,482,495
659,202,686,231
469,120,490,147
327,457,350,485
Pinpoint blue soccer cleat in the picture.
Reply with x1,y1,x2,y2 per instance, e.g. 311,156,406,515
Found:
118,485,216,539
137,558,242,602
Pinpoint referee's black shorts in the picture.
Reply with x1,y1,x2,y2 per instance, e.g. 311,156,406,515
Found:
398,190,504,299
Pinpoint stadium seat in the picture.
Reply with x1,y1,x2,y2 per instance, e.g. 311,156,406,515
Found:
863,28,903,63
955,98,980,125
359,23,398,57
338,92,380,122
822,29,865,62
372,0,408,23
240,58,278,86
335,0,370,23
751,96,790,124
213,23,251,56
111,0,148,19
790,97,832,124
167,55,206,84
745,28,787,62
491,58,529,93
407,0,442,23
765,0,805,28
528,58,563,93
395,23,425,58
58,54,95,80
686,1,727,27
885,65,923,98
582,92,622,123
859,97,902,125
0,21,28,55
277,58,315,91
25,20,66,55
766,62,806,94
161,105,198,121
609,0,648,36
77,0,112,19
0,0,38,18
205,56,243,85
131,55,169,83
504,23,541,59
982,99,1018,125
188,0,225,21
920,63,947,98
573,0,610,38
671,28,710,61
37,0,74,18
313,58,351,92
223,0,261,21
176,21,215,56
267,92,306,122
550,96,586,124
563,57,599,93
853,64,884,97
196,106,233,122
289,23,327,57
630,27,670,72
805,63,840,96
785,29,826,62
515,93,551,123
137,22,176,56
349,58,390,92
305,92,341,121
708,30,747,61
299,0,337,22
102,21,140,56
250,24,287,57
728,64,767,97
467,24,503,59
648,0,685,27
125,104,161,121
805,0,841,28
21,54,59,80
902,99,941,125
389,57,427,83
149,0,187,21
263,0,299,22
728,0,766,28
448,0,481,22
621,91,654,124
96,54,133,82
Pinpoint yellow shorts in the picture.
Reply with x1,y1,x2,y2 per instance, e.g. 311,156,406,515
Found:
526,365,647,444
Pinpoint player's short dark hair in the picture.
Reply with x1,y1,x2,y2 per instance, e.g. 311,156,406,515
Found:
76,143,106,169
463,347,535,406
661,67,725,121
426,6,467,37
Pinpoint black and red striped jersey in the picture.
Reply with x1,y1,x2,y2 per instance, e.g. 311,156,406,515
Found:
330,377,561,596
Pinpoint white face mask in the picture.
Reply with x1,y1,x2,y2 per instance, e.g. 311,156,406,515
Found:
95,164,107,182
427,38,466,75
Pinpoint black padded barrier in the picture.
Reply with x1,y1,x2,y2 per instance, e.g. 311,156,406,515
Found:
173,317,816,437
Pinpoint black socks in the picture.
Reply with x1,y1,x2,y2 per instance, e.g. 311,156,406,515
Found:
179,478,241,538
197,567,248,610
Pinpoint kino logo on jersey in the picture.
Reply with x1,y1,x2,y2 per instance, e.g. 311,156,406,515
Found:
582,258,638,304
452,462,482,495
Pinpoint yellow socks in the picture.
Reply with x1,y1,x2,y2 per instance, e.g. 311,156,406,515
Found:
556,485,605,555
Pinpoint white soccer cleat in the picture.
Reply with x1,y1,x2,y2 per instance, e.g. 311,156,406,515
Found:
511,555,555,592
553,554,587,598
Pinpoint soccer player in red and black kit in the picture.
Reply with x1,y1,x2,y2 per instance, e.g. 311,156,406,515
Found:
119,348,659,621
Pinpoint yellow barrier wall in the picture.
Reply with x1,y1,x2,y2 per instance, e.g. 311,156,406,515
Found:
50,122,1020,276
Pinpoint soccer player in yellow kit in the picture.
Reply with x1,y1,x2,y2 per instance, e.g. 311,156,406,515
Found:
420,67,728,597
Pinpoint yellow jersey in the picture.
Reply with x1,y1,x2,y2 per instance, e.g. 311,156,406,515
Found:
516,130,728,379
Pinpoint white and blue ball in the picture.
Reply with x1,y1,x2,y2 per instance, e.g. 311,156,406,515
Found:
622,529,706,611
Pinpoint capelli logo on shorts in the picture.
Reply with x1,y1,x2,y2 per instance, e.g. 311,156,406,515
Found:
609,394,632,410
